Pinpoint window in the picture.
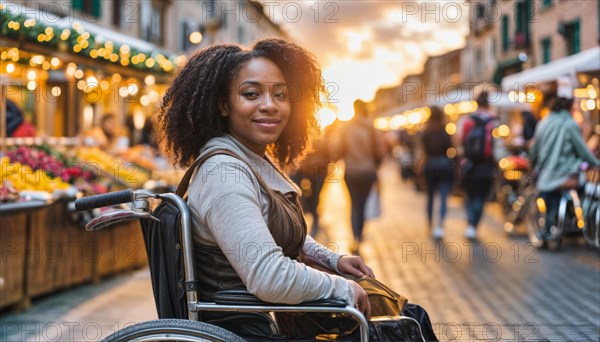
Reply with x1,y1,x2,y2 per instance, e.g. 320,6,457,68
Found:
181,21,192,51
487,37,496,66
181,21,201,51
141,1,167,45
476,3,485,19
476,47,483,75
112,0,121,26
502,15,509,52
514,0,531,48
72,0,101,18
564,20,581,55
541,38,551,64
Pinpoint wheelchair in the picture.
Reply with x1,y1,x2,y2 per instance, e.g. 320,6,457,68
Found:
75,188,413,341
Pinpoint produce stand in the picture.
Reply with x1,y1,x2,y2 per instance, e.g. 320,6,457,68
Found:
0,140,157,312
0,198,147,311
0,3,181,313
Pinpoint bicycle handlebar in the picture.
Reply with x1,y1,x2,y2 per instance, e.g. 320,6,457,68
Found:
75,189,134,211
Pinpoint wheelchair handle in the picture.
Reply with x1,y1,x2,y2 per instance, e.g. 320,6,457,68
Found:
75,189,134,211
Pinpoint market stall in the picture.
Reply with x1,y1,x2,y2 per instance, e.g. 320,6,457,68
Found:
0,138,157,311
501,46,600,125
0,3,183,311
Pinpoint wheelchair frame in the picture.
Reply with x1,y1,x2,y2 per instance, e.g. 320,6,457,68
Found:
76,189,370,341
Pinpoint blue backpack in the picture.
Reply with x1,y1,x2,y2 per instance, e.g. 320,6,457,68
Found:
463,114,493,162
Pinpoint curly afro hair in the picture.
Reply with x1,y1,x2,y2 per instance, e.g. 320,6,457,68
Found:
157,38,325,168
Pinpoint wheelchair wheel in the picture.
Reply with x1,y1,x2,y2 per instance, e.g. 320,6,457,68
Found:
101,319,247,342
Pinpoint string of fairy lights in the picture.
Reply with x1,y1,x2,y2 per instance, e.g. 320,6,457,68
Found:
0,4,179,74
0,2,190,128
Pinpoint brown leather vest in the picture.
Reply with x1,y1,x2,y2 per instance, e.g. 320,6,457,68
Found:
182,149,307,301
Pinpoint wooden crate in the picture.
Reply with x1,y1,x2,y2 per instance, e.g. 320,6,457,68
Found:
0,212,27,309
66,214,95,286
92,225,117,280
112,220,147,273
93,220,146,278
46,202,71,290
25,206,55,297
49,202,95,288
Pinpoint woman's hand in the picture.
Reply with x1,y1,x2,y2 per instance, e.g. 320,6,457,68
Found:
338,255,375,278
351,280,371,320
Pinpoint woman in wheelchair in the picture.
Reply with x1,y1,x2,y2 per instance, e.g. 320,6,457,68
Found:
157,38,438,341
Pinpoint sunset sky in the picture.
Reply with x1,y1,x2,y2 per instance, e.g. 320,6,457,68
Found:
264,0,470,117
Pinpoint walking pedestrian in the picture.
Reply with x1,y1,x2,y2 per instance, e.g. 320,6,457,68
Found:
157,39,437,341
421,106,456,239
458,91,499,240
334,100,386,254
291,130,332,237
528,92,599,241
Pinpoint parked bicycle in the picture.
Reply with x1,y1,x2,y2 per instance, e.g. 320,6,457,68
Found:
75,189,375,341
498,149,531,236
505,169,537,236
526,168,597,250
582,169,600,248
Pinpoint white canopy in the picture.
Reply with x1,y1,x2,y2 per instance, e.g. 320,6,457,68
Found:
501,46,600,91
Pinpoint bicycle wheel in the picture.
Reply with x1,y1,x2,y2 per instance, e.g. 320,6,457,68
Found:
525,195,546,248
595,205,600,248
101,319,247,342
505,195,528,236
583,203,598,246
587,204,600,248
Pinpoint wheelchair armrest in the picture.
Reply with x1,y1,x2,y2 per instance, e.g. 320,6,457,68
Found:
214,289,347,307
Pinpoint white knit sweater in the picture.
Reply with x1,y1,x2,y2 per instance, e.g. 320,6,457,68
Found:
187,134,355,305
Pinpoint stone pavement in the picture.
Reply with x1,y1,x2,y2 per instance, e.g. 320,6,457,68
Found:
1,159,599,341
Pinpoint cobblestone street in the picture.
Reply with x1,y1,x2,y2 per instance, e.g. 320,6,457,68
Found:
1,159,599,341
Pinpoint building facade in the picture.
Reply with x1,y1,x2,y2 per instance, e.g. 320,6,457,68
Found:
530,0,599,67
462,0,498,85
423,48,462,105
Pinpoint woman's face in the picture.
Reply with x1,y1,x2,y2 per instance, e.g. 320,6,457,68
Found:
224,57,290,156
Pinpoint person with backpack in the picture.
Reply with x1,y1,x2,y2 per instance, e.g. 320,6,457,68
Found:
156,39,438,341
459,91,500,240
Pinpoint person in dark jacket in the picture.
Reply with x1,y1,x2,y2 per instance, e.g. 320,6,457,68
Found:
5,99,36,137
421,106,456,239
292,130,332,237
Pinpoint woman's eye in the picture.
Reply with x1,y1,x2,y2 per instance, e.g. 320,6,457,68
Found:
243,91,259,99
275,92,288,100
